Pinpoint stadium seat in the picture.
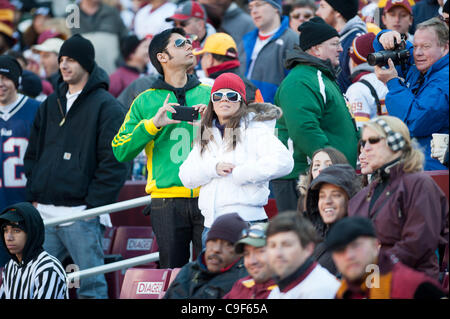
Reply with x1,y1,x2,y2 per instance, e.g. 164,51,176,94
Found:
111,226,159,266
119,268,172,299
167,267,182,289
112,181,150,227
108,226,159,298
424,170,449,200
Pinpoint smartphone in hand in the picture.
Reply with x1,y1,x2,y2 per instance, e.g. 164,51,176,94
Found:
171,106,199,122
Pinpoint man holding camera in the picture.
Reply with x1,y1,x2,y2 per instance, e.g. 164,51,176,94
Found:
112,28,211,269
373,17,449,170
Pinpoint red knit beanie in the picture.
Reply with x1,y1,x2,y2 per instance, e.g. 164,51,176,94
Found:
211,73,247,103
349,32,376,65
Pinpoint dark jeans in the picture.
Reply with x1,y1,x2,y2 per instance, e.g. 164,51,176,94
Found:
150,198,204,269
271,179,299,213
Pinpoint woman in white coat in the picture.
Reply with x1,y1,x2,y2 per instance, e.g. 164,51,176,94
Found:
179,73,294,247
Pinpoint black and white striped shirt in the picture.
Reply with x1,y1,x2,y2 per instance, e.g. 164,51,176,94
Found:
0,251,68,299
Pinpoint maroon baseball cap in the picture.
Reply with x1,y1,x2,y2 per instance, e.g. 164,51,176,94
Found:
166,1,206,22
384,0,413,15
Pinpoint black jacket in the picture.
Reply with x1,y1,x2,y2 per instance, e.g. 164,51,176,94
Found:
24,65,129,208
0,202,68,299
304,164,361,275
163,252,248,299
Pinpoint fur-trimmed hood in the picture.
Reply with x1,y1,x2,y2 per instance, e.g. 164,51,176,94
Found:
247,102,283,122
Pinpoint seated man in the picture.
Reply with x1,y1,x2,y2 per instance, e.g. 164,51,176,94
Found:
163,213,249,299
266,211,341,298
224,223,277,299
327,217,446,299
0,202,68,299
373,17,449,170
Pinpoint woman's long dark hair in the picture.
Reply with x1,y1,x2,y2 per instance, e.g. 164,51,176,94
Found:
196,99,248,155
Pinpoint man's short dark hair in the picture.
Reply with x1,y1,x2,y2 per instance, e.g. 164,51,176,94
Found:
149,27,186,75
211,48,238,63
267,211,319,248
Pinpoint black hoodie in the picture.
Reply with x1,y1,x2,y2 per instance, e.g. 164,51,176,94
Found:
24,65,129,208
0,202,44,265
0,202,68,299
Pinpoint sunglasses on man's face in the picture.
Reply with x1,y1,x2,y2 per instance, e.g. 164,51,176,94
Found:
240,227,266,240
174,38,192,48
211,91,242,103
360,136,385,148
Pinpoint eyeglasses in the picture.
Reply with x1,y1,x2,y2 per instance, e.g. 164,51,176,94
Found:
290,13,313,20
240,227,266,240
174,38,192,48
211,91,242,103
360,136,385,148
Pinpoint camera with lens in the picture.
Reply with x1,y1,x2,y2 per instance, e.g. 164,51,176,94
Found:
367,35,410,66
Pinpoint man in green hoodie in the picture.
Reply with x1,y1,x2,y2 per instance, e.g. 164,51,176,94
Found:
272,17,359,213
112,28,211,269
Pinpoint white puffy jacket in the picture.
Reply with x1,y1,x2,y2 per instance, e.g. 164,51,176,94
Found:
179,103,294,227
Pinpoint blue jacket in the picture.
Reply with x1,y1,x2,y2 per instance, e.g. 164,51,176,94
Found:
337,15,367,93
373,31,449,170
239,16,298,103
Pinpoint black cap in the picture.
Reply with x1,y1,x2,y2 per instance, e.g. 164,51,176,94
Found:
0,55,23,88
325,217,377,251
309,164,359,198
59,34,95,73
206,213,248,245
121,34,142,60
325,0,359,21
298,16,339,51
0,208,25,231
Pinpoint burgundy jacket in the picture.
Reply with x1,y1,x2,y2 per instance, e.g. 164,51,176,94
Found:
109,65,141,98
349,163,449,279
223,276,277,299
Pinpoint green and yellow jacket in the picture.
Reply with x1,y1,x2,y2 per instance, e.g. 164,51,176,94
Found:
112,74,211,198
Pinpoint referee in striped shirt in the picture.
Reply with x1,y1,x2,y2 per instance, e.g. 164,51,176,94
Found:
0,202,68,299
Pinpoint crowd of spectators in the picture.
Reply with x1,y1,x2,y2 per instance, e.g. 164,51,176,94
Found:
0,0,448,300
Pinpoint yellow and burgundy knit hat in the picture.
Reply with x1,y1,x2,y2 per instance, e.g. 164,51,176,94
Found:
349,32,376,66
0,0,16,45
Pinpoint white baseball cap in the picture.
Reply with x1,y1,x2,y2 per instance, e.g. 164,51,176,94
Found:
32,38,64,54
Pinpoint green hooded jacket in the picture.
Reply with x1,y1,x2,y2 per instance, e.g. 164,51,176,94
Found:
275,47,359,179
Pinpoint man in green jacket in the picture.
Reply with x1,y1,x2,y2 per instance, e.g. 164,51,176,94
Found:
112,28,211,268
273,17,359,213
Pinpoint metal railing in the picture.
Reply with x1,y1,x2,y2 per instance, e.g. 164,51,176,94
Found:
42,195,159,284
67,252,159,282
44,195,151,227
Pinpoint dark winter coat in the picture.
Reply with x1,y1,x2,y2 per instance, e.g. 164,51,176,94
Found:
163,252,248,299
348,161,449,279
24,65,129,208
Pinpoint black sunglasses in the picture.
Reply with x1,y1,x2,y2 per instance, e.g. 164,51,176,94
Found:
211,91,242,103
174,38,192,48
240,228,266,240
360,136,385,148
